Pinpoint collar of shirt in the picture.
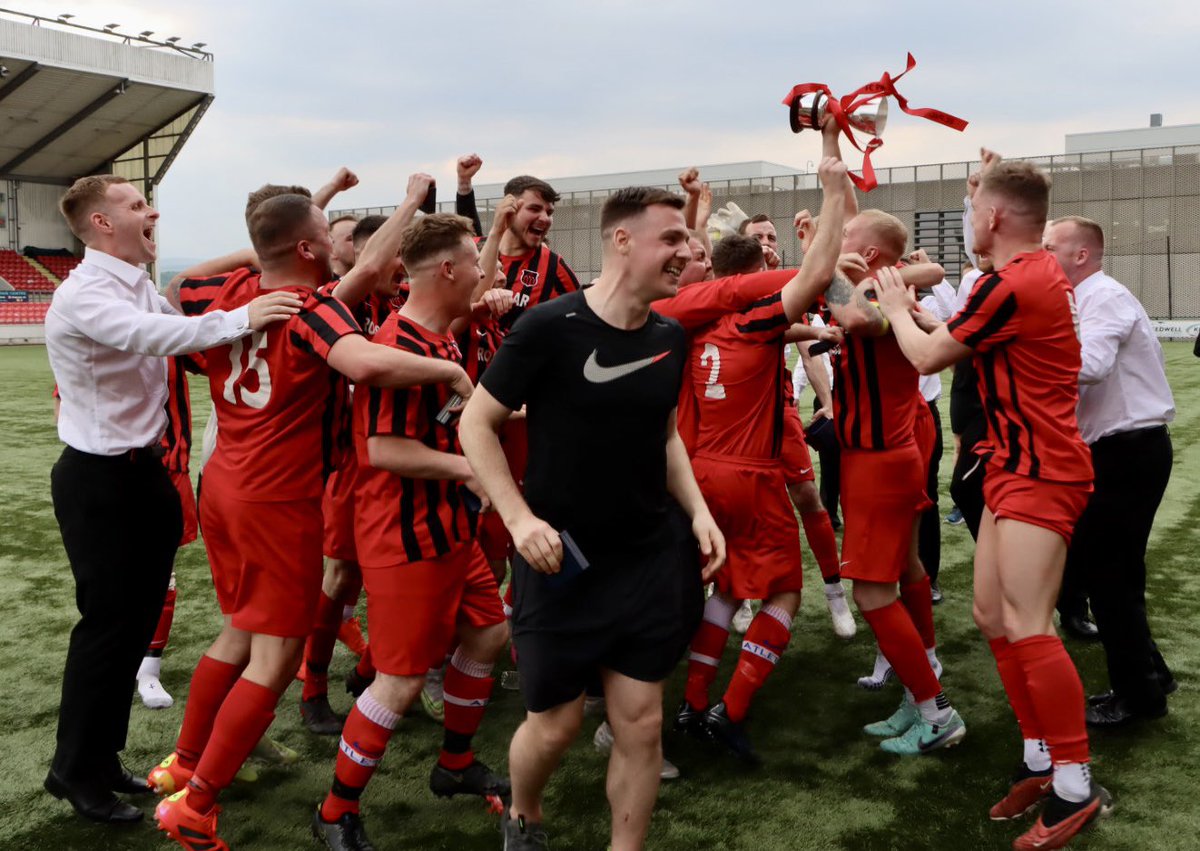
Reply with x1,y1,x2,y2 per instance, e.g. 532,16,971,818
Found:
82,246,151,291
1073,268,1111,296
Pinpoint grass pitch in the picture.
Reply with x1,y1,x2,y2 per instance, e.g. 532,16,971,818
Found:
1,342,1198,851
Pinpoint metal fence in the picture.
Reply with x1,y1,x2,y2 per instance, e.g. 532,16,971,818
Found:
335,144,1200,319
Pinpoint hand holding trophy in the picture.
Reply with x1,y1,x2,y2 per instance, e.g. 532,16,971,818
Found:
782,54,968,191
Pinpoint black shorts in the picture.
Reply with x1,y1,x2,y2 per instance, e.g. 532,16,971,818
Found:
513,505,702,712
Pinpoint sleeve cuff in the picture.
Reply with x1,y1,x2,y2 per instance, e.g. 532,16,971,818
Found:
229,304,251,332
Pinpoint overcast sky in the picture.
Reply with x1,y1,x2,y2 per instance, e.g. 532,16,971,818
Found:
15,0,1200,261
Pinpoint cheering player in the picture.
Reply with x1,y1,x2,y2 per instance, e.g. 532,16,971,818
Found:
149,192,473,851
313,214,510,851
677,159,850,762
876,158,1109,849
496,175,580,330
819,207,964,756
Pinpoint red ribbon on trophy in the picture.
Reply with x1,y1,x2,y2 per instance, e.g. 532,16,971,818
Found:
782,54,968,192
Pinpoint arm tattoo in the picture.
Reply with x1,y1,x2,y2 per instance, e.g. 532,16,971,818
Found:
825,271,855,306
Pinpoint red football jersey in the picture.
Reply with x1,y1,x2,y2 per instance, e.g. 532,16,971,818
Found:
656,269,797,453
499,245,579,331
179,269,362,499
690,292,792,460
831,330,920,451
354,312,476,567
947,249,1092,483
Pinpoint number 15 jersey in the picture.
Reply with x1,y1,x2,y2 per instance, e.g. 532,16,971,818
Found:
179,269,362,500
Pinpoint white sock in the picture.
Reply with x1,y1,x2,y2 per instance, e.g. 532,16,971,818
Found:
1024,738,1051,772
342,604,355,622
824,582,845,599
916,692,954,725
137,655,162,680
870,650,892,681
1053,762,1092,803
925,647,939,669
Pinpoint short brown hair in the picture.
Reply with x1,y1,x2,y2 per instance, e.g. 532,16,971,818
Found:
855,210,908,263
1052,215,1105,257
981,161,1051,228
352,214,389,252
504,175,559,205
59,175,129,238
247,193,320,265
738,213,772,235
600,187,685,238
329,214,358,230
400,213,476,269
712,233,765,277
245,183,312,220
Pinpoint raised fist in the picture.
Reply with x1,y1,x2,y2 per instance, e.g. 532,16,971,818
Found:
457,153,483,185
678,167,703,196
332,167,359,192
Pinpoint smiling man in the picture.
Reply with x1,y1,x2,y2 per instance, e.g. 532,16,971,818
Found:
460,186,725,851
44,175,302,824
495,175,581,331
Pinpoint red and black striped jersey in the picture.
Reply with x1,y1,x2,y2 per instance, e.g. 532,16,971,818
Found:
500,245,580,331
160,356,193,473
831,331,920,452
178,269,363,499
354,311,476,566
690,292,792,460
947,249,1092,483
457,315,505,385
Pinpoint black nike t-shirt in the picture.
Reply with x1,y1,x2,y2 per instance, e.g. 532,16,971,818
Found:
481,289,687,560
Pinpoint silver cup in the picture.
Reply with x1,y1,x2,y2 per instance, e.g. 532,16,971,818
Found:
789,91,888,137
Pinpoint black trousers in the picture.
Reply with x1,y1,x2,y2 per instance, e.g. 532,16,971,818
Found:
812,398,841,522
1066,425,1174,710
50,446,181,781
949,417,988,541
917,400,944,583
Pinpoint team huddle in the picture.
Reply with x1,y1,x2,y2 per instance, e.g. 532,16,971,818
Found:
46,114,1119,851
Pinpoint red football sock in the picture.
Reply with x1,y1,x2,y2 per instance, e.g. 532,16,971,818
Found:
303,591,341,701
355,644,375,679
900,576,936,649
1011,635,1090,765
148,582,176,653
861,600,940,702
801,510,841,583
320,689,400,821
988,636,1043,741
187,678,279,814
439,649,494,771
175,654,242,770
722,605,792,723
684,595,736,711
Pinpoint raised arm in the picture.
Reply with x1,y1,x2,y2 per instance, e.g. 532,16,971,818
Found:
475,194,523,303
779,157,851,323
822,113,859,219
312,166,359,211
456,153,485,237
332,173,432,309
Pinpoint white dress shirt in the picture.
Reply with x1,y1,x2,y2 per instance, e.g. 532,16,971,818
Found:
792,314,835,400
1074,270,1175,444
46,247,251,455
917,280,960,402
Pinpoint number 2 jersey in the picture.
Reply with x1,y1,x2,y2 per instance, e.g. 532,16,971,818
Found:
689,291,792,461
179,268,363,500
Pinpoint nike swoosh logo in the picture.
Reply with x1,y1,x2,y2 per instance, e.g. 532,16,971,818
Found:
583,349,671,384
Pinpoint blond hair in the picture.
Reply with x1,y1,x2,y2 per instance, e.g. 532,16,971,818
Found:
59,175,129,238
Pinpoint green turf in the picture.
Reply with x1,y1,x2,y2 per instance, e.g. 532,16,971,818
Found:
1,342,1197,850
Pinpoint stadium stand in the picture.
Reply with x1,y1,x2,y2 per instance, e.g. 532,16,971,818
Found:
0,8,214,342
0,302,50,324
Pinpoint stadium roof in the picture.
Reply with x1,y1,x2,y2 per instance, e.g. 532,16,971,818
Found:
0,8,213,184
